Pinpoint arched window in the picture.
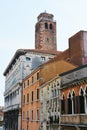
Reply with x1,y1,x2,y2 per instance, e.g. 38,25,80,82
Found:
72,91,75,97
45,23,48,29
50,23,53,30
79,88,85,113
68,92,72,114
72,91,75,114
57,81,59,86
85,86,87,94
61,94,65,114
54,89,57,97
80,88,84,96
85,86,87,113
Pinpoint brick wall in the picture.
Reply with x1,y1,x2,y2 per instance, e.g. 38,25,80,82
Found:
69,31,83,65
35,13,57,50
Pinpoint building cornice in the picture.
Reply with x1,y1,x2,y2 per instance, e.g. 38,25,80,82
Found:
3,49,61,76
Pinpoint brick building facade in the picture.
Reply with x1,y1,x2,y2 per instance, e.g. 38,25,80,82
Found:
35,12,57,51
55,30,87,66
22,59,76,130
22,69,40,130
60,65,87,130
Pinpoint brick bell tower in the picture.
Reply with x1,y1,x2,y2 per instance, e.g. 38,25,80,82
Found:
35,12,57,50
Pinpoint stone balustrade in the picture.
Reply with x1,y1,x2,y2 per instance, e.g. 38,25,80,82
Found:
61,114,87,125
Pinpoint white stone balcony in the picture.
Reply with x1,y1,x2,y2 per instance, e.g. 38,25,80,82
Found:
61,114,87,125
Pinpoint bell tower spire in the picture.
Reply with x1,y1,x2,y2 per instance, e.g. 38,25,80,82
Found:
35,12,57,50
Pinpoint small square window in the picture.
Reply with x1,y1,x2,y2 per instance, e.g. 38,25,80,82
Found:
41,56,45,61
26,57,31,61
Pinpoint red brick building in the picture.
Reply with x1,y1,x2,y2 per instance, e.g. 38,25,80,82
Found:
35,12,57,51
22,59,76,130
60,64,87,130
55,30,87,66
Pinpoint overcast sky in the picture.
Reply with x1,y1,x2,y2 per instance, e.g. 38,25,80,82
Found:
0,0,87,105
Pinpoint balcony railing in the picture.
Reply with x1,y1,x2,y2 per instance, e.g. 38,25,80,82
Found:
61,114,87,125
46,116,59,125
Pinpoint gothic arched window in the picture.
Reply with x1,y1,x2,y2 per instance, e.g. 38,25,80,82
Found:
72,91,75,114
85,87,87,94
79,88,85,113
68,93,72,114
45,23,48,29
50,23,53,30
61,94,65,114
85,86,87,113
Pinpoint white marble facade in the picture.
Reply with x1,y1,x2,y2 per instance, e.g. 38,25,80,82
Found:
40,76,60,130
4,49,56,111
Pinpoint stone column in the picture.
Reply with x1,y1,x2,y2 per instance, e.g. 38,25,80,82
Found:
72,97,74,114
18,109,22,130
84,95,87,114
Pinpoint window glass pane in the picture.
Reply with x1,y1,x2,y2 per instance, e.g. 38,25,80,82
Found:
26,57,31,61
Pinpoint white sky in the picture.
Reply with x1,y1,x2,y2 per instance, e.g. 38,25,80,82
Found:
0,0,87,105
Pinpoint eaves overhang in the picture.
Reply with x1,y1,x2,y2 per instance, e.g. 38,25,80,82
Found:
3,49,61,76
3,49,26,76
